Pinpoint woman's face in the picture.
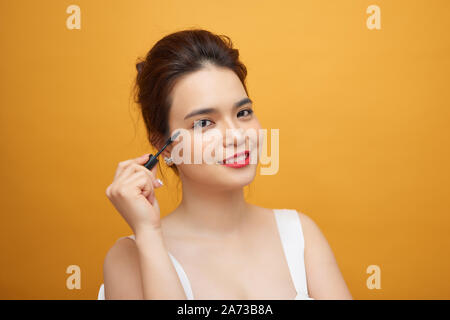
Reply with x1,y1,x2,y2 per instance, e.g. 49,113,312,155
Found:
166,64,262,190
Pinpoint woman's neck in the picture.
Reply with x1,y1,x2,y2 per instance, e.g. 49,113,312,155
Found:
176,179,251,240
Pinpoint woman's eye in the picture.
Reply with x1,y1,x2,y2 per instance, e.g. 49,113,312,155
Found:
193,119,213,129
238,109,253,118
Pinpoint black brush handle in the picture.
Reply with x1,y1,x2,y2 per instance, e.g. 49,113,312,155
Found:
143,154,159,170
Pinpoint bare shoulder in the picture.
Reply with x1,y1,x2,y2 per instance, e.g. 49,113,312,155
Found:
103,236,143,299
296,211,333,255
104,236,139,265
297,212,327,246
296,211,353,300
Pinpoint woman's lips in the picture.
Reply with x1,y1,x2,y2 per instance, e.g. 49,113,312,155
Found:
219,150,250,168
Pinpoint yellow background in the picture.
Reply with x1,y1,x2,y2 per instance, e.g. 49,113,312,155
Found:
1,0,449,299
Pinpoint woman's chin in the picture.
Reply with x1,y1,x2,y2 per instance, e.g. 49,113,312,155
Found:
215,164,257,187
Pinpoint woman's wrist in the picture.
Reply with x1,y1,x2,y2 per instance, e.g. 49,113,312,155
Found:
134,225,164,246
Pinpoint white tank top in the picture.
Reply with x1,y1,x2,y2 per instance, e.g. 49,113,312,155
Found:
98,208,314,300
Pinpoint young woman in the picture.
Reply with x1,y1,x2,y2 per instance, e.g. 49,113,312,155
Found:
99,29,352,300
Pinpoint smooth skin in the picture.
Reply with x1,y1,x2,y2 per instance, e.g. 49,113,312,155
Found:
103,62,352,300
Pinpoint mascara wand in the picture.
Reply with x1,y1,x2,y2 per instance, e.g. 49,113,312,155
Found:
143,131,180,170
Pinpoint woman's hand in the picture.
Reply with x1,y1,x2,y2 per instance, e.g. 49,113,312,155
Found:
105,154,164,234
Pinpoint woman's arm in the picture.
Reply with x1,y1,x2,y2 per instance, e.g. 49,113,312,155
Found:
103,227,187,300
299,212,353,300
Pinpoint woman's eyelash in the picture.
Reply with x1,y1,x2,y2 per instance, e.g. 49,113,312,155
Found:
238,108,253,117
191,109,253,129
192,119,212,129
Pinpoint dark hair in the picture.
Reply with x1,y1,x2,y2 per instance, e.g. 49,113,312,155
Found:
133,28,250,177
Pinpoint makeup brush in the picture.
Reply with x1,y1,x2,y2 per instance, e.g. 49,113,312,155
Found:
143,131,180,170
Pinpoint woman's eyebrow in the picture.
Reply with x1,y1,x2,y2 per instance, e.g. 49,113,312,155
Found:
183,97,253,120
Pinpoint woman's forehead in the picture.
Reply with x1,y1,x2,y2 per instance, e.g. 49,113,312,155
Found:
169,67,247,119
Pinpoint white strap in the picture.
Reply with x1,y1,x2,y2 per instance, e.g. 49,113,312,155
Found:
274,209,309,297
98,283,105,300
167,252,194,299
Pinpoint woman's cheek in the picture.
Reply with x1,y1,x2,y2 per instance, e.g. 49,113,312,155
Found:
202,129,224,164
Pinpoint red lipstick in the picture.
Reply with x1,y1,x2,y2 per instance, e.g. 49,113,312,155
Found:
220,150,250,168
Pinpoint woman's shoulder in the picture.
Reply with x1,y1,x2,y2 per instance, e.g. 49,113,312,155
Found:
294,210,315,231
103,234,140,279
103,235,139,269
290,210,353,299
102,234,143,299
268,206,320,246
259,205,313,223
280,208,322,246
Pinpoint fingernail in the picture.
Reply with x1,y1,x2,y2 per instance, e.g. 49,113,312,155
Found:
156,178,164,186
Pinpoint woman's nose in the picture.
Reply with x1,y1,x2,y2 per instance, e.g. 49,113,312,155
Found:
221,122,245,147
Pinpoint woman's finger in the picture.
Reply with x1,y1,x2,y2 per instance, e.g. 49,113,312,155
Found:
150,164,164,188
117,162,162,190
116,163,146,185
113,153,150,180
121,171,156,204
